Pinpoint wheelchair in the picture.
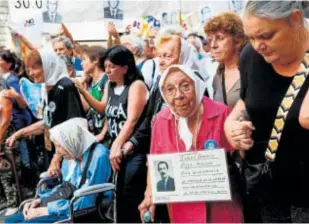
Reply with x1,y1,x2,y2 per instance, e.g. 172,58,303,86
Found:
0,135,50,207
0,143,22,205
18,172,117,223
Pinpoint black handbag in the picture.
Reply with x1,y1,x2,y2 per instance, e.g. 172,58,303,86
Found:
241,160,273,194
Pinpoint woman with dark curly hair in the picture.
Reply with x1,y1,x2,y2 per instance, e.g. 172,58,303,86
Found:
205,12,248,108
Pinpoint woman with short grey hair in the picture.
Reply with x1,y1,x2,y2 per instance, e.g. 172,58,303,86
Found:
224,1,309,222
52,36,74,55
52,36,83,71
121,34,157,90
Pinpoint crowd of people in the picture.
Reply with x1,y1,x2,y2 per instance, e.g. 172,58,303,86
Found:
0,1,309,223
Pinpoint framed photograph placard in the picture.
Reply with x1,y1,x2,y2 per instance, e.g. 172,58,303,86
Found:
148,149,232,204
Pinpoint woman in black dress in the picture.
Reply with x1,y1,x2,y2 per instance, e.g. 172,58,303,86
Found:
224,1,309,222
75,46,149,223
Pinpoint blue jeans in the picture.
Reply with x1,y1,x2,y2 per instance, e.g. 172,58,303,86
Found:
5,212,67,223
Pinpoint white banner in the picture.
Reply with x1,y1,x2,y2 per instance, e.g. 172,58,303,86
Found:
8,0,244,43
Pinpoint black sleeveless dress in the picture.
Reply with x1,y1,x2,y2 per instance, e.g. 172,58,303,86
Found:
105,83,147,223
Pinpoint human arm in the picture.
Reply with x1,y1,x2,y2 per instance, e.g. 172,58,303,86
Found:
224,44,255,151
109,81,148,171
138,115,160,222
22,199,42,218
59,24,85,60
138,169,155,222
224,99,254,150
24,207,48,220
72,75,90,112
6,120,44,147
47,154,62,177
19,33,36,51
107,22,121,48
80,93,90,113
299,89,309,129
3,87,28,109
107,36,113,48
73,79,108,114
95,119,108,142
11,30,36,52
5,76,29,110
59,23,74,43
0,96,13,150
125,86,159,153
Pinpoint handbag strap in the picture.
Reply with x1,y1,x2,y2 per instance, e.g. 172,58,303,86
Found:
78,142,97,188
265,54,309,161
221,70,228,105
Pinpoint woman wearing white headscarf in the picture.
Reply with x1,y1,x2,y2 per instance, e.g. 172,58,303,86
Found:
123,34,209,159
6,50,85,177
120,36,211,221
138,65,243,223
5,118,111,223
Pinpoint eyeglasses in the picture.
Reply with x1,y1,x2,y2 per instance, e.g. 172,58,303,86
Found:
163,82,193,97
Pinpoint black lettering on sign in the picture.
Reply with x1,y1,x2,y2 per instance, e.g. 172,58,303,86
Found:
14,0,43,9
23,0,30,8
14,0,22,8
35,0,42,8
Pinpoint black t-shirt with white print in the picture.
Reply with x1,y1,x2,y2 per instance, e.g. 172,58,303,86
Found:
43,77,85,129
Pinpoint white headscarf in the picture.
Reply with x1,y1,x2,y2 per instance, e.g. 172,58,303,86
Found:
39,50,68,86
159,64,207,151
179,39,209,83
49,118,96,159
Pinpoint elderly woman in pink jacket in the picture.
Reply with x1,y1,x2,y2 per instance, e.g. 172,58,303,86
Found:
139,64,243,223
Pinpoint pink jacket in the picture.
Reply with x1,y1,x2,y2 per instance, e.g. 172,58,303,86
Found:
151,97,243,223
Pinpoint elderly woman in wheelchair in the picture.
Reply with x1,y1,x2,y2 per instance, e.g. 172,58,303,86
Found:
5,118,113,223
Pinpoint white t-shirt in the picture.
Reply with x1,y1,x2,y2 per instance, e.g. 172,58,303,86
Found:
140,59,156,90
203,53,219,99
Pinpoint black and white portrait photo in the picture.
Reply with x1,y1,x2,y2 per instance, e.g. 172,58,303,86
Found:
104,0,123,20
161,12,169,25
200,6,212,24
155,161,175,192
42,0,63,24
229,0,244,13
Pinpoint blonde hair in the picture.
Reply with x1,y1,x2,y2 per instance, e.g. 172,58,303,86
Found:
155,25,185,48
